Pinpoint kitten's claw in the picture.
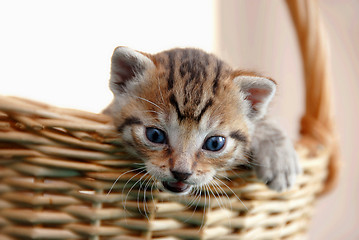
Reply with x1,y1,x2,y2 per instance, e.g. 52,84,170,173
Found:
251,122,302,192
254,138,301,192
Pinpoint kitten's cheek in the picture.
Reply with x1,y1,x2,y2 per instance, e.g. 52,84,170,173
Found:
145,161,171,180
189,168,216,186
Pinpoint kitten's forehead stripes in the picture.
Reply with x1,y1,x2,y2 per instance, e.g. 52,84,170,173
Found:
117,116,143,132
195,98,213,122
179,50,208,80
160,48,225,124
181,51,208,107
167,51,176,90
169,93,214,123
169,94,185,122
212,59,223,96
165,48,212,91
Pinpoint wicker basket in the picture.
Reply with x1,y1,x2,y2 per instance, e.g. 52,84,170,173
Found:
0,1,339,239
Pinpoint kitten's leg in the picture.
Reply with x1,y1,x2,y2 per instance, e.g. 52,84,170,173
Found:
250,119,301,192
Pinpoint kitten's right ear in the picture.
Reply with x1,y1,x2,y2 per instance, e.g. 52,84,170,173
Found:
110,46,155,94
234,75,276,120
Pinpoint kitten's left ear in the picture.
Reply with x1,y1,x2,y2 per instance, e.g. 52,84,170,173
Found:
234,75,276,120
110,46,155,95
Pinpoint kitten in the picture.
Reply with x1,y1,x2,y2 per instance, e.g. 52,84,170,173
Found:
104,47,301,194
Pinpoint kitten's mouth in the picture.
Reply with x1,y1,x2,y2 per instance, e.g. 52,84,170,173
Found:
162,181,192,194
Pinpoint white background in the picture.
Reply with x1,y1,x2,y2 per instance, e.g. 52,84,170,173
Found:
0,0,214,112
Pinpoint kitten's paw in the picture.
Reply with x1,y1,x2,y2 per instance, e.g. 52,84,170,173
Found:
253,138,302,192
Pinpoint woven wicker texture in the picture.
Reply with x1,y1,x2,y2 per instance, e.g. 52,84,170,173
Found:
0,0,338,239
0,96,329,240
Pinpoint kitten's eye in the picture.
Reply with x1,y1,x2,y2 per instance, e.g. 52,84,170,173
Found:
145,127,166,144
203,136,226,151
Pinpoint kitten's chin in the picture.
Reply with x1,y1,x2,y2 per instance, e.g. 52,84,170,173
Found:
159,181,192,195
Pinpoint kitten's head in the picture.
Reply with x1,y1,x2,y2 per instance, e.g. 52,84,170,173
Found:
105,47,276,194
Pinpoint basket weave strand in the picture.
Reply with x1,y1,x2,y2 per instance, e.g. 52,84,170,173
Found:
0,0,337,239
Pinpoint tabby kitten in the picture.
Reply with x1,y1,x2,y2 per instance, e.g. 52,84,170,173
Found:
104,47,301,194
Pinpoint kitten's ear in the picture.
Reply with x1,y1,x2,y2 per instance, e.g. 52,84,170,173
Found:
234,75,276,119
110,46,155,94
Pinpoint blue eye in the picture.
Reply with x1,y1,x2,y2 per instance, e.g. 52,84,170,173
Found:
203,136,226,151
146,127,166,144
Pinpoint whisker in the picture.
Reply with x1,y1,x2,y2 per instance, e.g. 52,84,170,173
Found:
133,95,164,111
226,168,252,184
209,181,225,209
199,184,208,230
133,110,162,115
122,169,148,213
132,162,146,166
157,78,166,106
247,159,267,167
106,167,146,196
211,178,233,212
143,175,155,219
184,187,202,223
205,184,212,211
216,172,233,183
186,187,201,209
214,176,248,211
130,171,150,215
120,168,147,223
241,151,268,168
150,177,158,206
136,173,151,218
209,181,232,228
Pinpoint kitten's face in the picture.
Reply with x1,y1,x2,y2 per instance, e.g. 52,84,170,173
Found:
105,47,275,194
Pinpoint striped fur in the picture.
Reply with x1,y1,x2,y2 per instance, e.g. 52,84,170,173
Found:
105,47,300,193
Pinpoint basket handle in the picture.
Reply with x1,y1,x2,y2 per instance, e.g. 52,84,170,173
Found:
285,0,339,194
